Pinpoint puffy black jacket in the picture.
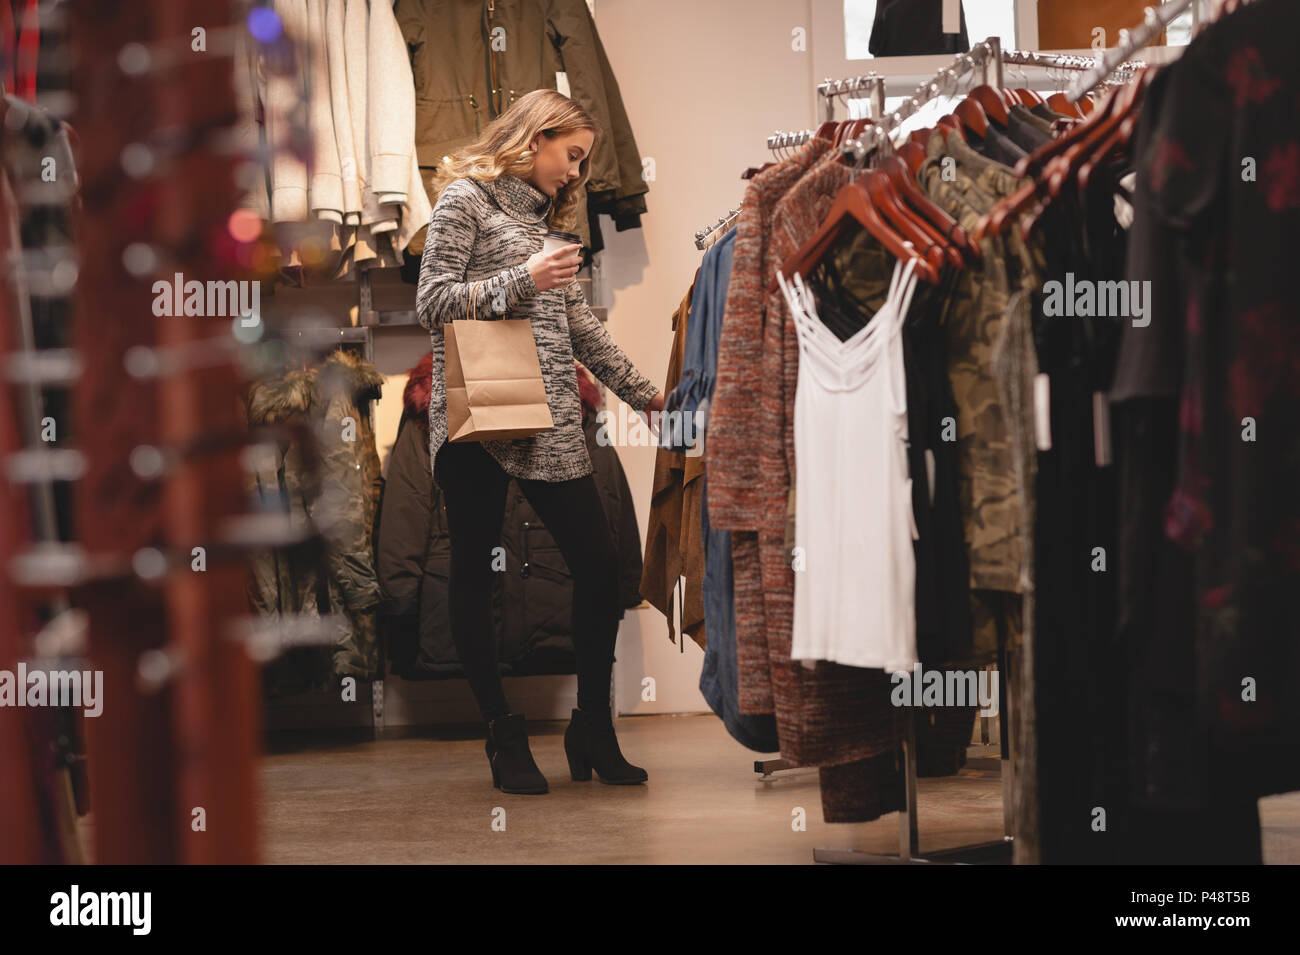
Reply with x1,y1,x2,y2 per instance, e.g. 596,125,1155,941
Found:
374,353,643,679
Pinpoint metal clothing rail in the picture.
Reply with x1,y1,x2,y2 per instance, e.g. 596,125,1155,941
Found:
767,129,814,154
810,640,1015,865
1001,49,1146,74
841,37,1006,163
1067,0,1196,100
693,203,742,250
817,72,886,122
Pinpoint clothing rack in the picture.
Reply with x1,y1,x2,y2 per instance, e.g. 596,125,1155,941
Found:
840,37,1006,163
735,26,1173,867
767,129,814,153
816,72,886,122
810,31,1153,866
1001,49,1146,78
697,68,891,245
1067,0,1196,101
693,203,742,250
811,48,1026,865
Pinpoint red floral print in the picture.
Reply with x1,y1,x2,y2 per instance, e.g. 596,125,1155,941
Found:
1228,303,1299,418
1200,584,1233,609
1225,47,1281,108
1149,135,1195,193
1263,142,1300,212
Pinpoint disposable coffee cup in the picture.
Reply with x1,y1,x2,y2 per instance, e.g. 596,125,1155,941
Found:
542,229,584,261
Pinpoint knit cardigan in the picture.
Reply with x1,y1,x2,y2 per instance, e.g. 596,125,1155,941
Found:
415,173,659,482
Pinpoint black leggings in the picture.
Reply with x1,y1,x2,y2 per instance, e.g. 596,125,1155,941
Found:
434,439,620,721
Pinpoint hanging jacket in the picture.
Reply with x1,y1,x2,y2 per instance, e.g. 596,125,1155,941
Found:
393,0,649,249
641,280,706,649
235,0,433,266
868,0,969,57
374,354,643,679
246,348,386,698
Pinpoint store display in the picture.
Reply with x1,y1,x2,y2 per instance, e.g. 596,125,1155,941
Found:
235,0,433,273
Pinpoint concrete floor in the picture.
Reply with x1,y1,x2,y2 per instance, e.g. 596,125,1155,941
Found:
259,713,1300,864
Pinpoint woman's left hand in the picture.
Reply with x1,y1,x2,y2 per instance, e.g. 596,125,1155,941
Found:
645,391,665,413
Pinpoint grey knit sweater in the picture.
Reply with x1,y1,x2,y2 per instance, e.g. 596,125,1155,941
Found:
415,174,660,481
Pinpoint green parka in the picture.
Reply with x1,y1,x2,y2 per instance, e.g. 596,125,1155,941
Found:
247,348,385,698
394,0,649,249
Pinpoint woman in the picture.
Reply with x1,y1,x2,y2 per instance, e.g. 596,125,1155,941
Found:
415,88,664,795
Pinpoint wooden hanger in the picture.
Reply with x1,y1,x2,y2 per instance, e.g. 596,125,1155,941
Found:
935,113,965,141
976,70,1152,243
1011,84,1122,179
966,85,1010,127
1043,71,1149,199
814,120,839,142
878,152,973,261
953,97,989,138
774,176,939,292
969,88,1115,243
835,118,870,150
1047,92,1086,119
1074,72,1156,192
898,139,928,175
865,169,957,272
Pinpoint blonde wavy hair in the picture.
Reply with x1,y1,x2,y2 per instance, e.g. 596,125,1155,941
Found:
428,89,597,233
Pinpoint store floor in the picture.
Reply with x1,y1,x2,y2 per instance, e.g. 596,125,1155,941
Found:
260,713,1300,864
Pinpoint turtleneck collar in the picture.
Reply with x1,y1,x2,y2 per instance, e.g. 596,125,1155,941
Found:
476,174,552,224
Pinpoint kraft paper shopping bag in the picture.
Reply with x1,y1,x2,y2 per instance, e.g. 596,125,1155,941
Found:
444,283,554,442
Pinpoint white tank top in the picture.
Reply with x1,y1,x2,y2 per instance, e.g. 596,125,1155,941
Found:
777,257,920,672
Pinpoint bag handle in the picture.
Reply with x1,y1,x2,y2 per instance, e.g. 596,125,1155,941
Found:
467,280,480,322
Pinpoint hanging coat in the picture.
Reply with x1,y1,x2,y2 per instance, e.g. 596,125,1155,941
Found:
247,348,386,698
393,0,650,254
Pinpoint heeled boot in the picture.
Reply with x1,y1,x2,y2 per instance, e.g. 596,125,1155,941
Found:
485,713,549,794
563,707,648,784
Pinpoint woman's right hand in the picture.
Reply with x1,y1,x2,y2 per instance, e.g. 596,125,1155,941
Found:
526,244,582,292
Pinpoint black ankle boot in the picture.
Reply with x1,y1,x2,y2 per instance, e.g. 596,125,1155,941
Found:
564,707,647,785
485,714,548,794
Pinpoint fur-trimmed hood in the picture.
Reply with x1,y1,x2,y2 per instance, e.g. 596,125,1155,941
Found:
402,353,434,429
248,347,384,425
401,352,599,429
